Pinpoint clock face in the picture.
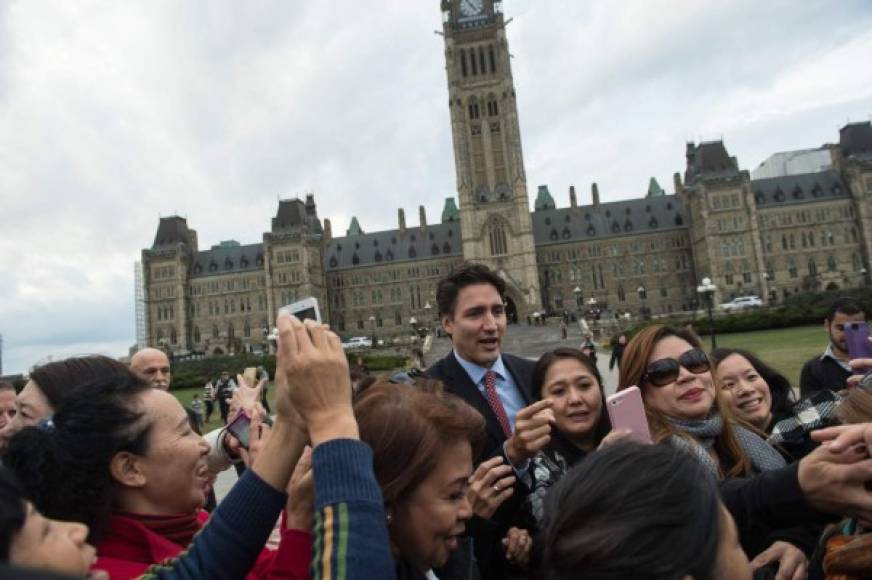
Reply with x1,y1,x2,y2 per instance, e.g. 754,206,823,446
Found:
459,0,484,17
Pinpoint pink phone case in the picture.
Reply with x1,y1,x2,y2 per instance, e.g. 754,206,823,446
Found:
606,386,652,444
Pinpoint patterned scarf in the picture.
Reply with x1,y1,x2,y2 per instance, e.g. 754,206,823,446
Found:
667,413,786,477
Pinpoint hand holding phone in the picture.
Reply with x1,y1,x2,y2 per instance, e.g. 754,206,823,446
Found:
606,386,652,444
844,321,872,375
226,411,252,450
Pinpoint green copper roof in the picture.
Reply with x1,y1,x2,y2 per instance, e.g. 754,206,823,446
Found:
347,216,363,236
647,177,666,197
441,197,460,222
534,185,555,211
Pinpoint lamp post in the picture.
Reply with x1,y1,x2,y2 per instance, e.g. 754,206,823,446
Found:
423,302,433,334
368,315,376,348
636,285,647,320
587,296,598,340
696,277,718,350
573,286,582,322
862,268,869,288
409,316,419,341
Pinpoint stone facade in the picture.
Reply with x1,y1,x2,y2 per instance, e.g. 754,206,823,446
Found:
140,2,872,357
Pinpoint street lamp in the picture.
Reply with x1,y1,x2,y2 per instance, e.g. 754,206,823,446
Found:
368,315,376,348
861,268,869,288
423,301,433,333
636,285,647,320
587,296,599,339
696,277,718,350
573,287,582,321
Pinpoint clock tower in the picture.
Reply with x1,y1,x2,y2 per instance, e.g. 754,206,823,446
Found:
441,0,541,318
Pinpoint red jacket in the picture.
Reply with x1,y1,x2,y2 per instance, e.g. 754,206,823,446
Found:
93,511,311,579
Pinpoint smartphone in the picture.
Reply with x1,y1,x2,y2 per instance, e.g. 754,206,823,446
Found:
242,367,257,387
279,297,321,324
844,321,872,375
226,411,251,450
606,386,652,444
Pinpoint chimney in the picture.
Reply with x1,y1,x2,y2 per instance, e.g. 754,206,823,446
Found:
569,185,577,208
419,205,427,228
398,208,406,233
591,183,600,207
305,193,316,216
323,218,332,241
673,172,683,194
189,229,199,252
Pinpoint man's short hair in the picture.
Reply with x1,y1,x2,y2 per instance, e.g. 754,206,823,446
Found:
436,263,506,318
0,382,14,394
826,297,866,321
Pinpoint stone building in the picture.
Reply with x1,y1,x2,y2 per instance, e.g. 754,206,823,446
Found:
141,1,872,357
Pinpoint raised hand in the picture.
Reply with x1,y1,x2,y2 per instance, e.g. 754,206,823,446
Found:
505,399,555,465
275,313,357,446
467,456,516,519
502,527,532,568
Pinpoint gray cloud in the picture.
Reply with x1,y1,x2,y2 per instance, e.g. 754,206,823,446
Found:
1,1,871,373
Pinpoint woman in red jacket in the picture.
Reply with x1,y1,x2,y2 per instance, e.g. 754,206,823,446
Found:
4,363,310,579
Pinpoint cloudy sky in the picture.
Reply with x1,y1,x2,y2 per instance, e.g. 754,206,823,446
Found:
1,1,871,373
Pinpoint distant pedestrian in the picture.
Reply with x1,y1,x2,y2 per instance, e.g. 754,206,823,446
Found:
191,394,204,428
560,320,568,340
203,381,215,423
609,334,627,371
581,334,597,365
214,371,237,424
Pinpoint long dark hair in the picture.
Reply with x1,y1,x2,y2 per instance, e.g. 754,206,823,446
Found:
710,348,796,419
542,442,722,580
532,348,611,452
4,368,152,543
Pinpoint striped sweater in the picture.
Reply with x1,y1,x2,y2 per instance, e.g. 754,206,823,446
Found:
311,439,396,580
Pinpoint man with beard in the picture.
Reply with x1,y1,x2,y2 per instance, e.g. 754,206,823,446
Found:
800,297,866,397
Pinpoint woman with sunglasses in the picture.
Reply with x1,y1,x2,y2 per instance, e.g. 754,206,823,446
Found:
618,325,812,579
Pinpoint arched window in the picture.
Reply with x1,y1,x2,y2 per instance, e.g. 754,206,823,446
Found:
489,221,508,256
193,326,201,343
460,49,468,77
808,259,818,276
488,45,496,73
617,286,626,302
212,325,219,338
478,46,486,74
170,329,177,345
244,320,251,337
228,324,235,340
827,255,837,271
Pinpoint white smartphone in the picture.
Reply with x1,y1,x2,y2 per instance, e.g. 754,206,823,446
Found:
606,386,652,444
279,296,321,324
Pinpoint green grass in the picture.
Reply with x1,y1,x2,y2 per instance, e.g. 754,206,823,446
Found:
709,324,824,387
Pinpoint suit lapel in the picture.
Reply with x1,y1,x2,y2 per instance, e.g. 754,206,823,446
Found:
502,354,534,405
442,354,508,448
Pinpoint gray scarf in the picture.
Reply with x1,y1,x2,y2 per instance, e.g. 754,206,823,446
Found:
667,413,786,477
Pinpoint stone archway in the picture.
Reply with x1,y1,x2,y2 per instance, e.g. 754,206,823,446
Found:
505,296,519,324
211,346,225,356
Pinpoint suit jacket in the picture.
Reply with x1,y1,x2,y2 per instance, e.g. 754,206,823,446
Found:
427,352,536,580
426,351,536,460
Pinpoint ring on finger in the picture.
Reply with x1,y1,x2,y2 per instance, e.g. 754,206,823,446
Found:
493,484,500,492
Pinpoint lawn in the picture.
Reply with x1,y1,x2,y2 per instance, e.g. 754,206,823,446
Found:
708,324,824,388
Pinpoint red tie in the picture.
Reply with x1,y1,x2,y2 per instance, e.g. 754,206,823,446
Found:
484,370,512,438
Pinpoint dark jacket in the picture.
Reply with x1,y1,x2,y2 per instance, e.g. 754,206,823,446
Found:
426,351,535,580
426,352,535,460
395,537,480,580
799,355,851,397
609,343,625,371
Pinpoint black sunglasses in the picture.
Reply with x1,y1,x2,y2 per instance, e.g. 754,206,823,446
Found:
642,348,711,387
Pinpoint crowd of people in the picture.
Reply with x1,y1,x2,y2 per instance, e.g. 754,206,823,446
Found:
0,263,871,580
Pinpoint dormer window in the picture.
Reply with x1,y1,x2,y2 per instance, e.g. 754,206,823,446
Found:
624,219,633,232
550,229,558,241
329,256,338,268
431,243,440,255
587,225,596,236
562,227,571,239
352,253,360,265
409,247,417,258
612,221,621,233
675,214,684,226
649,217,659,228
224,258,233,270
443,241,451,253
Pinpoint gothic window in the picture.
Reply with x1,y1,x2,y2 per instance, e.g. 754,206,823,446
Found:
587,225,596,236
431,243,440,255
489,221,508,256
550,229,558,241
460,49,468,77
617,286,626,302
193,326,200,343
470,48,478,75
374,250,383,262
774,188,785,202
329,256,338,268
225,258,233,270
352,253,360,265
244,320,251,337
169,329,177,344
624,219,633,232
409,247,417,258
674,213,684,225
386,249,394,261
649,217,658,228
228,324,235,340
788,259,798,278
443,241,451,253
562,227,571,240
611,221,621,233
827,255,837,271
808,259,818,276
240,257,249,268
479,46,486,74
209,261,218,272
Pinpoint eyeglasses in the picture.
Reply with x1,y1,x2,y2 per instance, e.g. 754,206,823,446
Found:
642,348,711,387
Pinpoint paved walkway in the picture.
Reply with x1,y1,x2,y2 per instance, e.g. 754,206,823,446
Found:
215,322,619,500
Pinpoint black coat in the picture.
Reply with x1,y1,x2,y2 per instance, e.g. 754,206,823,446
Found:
426,352,535,460
426,352,535,580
